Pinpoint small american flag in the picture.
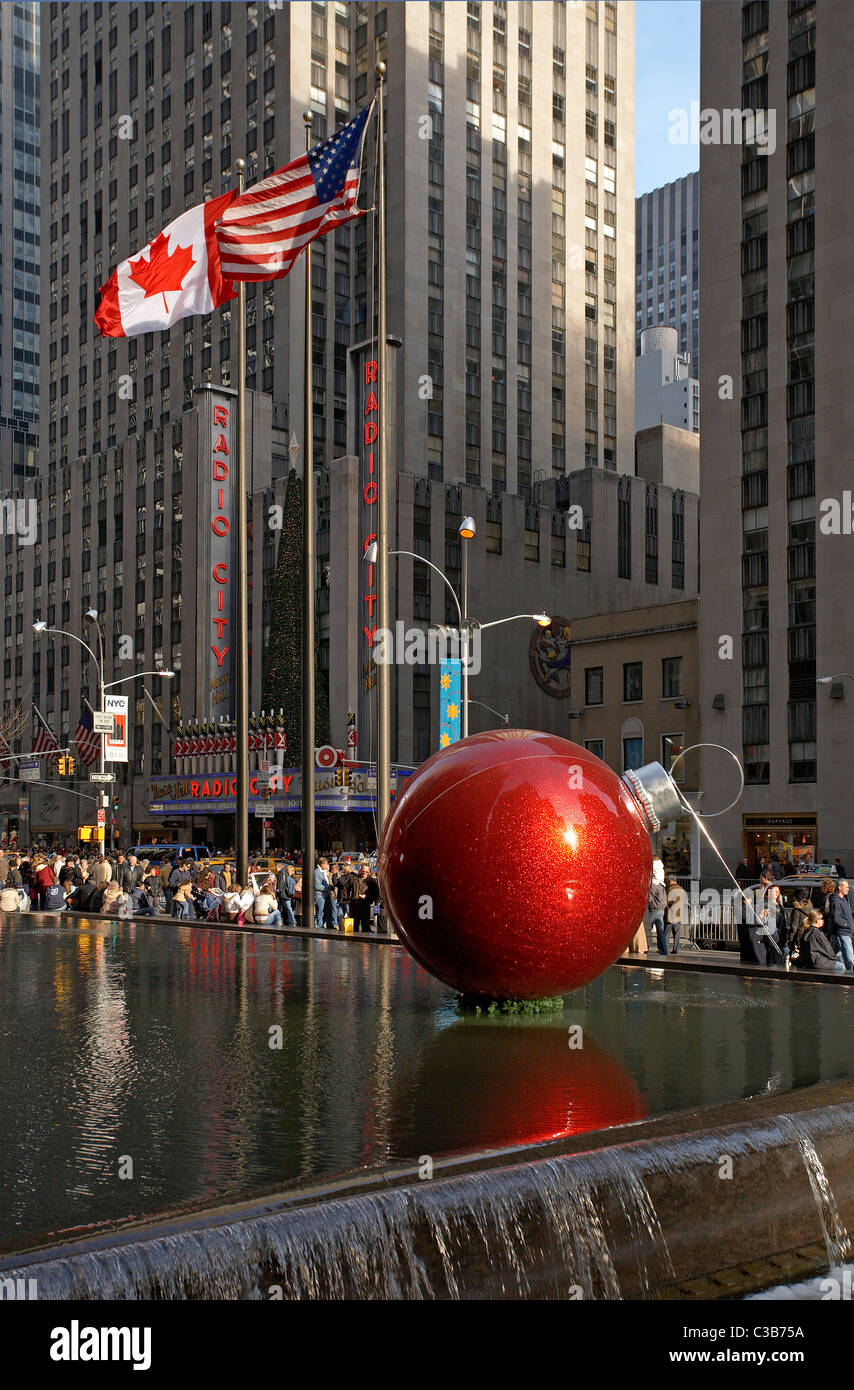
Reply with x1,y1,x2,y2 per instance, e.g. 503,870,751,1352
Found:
32,709,60,765
73,705,101,767
215,105,372,282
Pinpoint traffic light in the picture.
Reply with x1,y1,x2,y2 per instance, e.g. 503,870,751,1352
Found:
335,767,350,789
67,756,75,776
57,756,66,775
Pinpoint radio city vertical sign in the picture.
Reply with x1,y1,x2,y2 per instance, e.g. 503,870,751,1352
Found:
197,385,237,720
351,339,398,754
362,356,379,657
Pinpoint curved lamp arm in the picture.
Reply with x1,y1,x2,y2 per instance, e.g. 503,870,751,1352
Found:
388,549,462,625
477,613,550,632
34,625,102,678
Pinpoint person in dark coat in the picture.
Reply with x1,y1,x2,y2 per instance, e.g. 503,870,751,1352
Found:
275,865,297,926
795,911,844,973
825,881,854,972
352,865,380,933
786,891,812,963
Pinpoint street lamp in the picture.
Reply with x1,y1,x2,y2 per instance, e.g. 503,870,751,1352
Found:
458,517,475,736
817,674,854,683
363,546,549,742
467,698,510,728
34,617,174,837
104,671,175,688
34,619,106,776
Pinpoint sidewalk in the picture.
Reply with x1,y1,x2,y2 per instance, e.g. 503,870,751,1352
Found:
1,905,400,944
622,946,853,985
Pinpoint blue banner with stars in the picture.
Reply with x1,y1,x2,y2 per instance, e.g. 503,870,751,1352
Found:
439,659,462,751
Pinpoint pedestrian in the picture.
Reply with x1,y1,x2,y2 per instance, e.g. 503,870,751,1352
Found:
314,858,332,930
0,881,22,913
250,878,283,928
92,854,112,889
648,858,669,955
824,879,854,972
795,910,844,973
748,873,784,965
34,856,55,911
352,864,380,933
169,858,192,896
835,858,847,879
664,876,687,954
75,874,100,914
337,859,360,927
42,871,67,912
159,857,174,913
786,890,812,965
275,863,297,927
734,859,751,884
171,879,196,920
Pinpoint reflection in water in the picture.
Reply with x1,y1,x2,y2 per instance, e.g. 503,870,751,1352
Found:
392,1022,647,1156
1,915,854,1254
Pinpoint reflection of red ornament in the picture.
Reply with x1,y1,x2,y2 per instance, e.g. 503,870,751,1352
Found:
379,730,661,1000
393,1024,647,1157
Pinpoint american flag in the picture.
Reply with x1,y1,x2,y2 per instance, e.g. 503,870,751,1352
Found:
72,705,101,767
32,709,60,765
215,105,372,282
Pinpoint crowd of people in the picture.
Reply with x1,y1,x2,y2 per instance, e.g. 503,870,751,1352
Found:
734,873,854,973
0,847,384,933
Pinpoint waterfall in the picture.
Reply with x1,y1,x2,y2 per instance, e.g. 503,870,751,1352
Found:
4,1099,854,1300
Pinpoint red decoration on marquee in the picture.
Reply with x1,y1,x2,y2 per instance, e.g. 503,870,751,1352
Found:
378,729,654,1000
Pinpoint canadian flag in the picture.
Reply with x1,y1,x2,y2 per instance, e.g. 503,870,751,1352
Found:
94,191,236,338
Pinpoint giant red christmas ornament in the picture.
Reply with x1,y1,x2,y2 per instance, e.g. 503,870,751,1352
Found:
378,729,682,1000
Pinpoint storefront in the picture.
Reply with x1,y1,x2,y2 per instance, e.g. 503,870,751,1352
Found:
742,814,817,872
146,763,415,853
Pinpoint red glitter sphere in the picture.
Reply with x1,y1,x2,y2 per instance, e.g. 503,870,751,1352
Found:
379,729,654,1000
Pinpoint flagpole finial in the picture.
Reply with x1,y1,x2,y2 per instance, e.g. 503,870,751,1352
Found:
376,61,386,80
302,110,312,126
235,157,246,172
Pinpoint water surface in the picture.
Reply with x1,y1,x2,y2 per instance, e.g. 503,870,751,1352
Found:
2,916,853,1254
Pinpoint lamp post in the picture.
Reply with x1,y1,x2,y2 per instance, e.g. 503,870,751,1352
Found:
34,618,173,838
467,698,510,728
458,516,475,736
363,543,549,754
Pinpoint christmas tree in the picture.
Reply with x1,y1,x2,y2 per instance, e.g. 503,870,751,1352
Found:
262,468,329,759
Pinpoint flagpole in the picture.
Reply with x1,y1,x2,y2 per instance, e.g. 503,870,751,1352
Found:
234,157,250,886
302,110,316,927
375,62,391,837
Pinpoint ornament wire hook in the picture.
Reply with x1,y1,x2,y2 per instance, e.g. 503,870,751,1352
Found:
666,741,745,818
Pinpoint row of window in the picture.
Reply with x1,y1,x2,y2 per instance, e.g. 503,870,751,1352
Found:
584,658,684,707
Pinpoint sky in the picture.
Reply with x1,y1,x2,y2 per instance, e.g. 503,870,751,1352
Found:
635,0,701,196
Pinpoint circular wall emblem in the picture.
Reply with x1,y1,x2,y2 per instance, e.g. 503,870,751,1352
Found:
529,618,573,698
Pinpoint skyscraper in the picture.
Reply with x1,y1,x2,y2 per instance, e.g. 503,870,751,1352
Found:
5,1,638,841
0,2,39,489
699,0,853,869
635,171,699,376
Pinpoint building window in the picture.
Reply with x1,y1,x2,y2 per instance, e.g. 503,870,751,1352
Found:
623,662,643,702
662,657,683,699
584,739,604,760
662,733,685,783
623,736,644,771
585,667,603,706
